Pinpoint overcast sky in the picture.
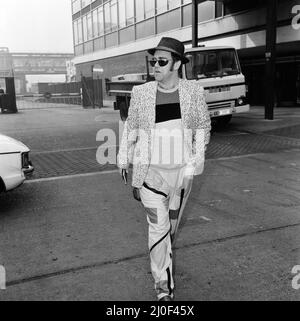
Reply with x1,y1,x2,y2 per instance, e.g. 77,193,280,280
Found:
0,0,74,53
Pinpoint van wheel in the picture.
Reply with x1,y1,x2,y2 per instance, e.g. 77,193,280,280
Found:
215,115,232,127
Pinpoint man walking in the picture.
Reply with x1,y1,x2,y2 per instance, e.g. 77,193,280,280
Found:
118,37,211,301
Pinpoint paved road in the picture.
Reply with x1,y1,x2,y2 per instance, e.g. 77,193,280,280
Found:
0,106,299,301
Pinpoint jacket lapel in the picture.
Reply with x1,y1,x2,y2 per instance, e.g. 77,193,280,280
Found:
145,81,157,130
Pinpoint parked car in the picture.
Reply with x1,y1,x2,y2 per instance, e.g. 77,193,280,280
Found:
0,134,34,193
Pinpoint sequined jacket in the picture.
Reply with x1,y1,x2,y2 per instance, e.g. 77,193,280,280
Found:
117,79,211,188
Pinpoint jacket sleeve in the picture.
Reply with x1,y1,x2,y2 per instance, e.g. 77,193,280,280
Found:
187,84,211,176
117,86,139,170
196,84,211,148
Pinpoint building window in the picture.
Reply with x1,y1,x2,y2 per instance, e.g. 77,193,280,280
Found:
104,2,111,33
126,0,135,25
72,0,81,14
84,40,94,53
198,1,215,23
215,0,223,18
111,0,118,31
135,0,145,22
224,0,262,16
82,0,92,9
183,0,191,4
73,21,78,45
136,18,155,39
98,7,104,35
92,10,98,37
182,3,192,27
145,0,155,18
168,0,181,10
82,15,88,42
118,0,135,28
157,0,168,15
119,25,135,44
106,32,118,48
78,18,83,43
94,37,105,51
87,12,93,40
157,8,181,34
119,0,126,28
73,21,79,46
75,44,84,56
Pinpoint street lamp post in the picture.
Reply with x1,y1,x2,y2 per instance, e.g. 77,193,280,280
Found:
265,0,277,120
192,0,199,48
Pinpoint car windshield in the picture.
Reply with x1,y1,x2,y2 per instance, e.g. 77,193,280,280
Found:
185,49,241,80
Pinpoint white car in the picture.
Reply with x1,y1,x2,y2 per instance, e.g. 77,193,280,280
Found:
0,134,34,193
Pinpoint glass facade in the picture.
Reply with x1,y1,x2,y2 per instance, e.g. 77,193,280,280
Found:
98,7,104,35
119,0,127,27
73,21,79,45
157,0,168,15
92,9,98,37
144,0,155,18
72,0,81,14
169,0,182,10
82,15,88,42
126,0,135,26
87,13,93,40
73,0,225,56
135,0,145,22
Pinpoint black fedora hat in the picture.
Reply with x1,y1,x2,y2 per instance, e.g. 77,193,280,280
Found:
148,37,189,64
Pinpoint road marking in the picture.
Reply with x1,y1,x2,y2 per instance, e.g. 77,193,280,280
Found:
32,145,119,155
32,147,97,154
25,170,119,184
200,216,212,222
208,152,267,161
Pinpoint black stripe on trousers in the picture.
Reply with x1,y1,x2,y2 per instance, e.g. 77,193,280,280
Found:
143,182,168,198
171,189,185,241
167,267,172,295
150,228,171,253
179,189,185,210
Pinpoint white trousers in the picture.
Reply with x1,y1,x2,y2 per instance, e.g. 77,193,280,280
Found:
140,166,193,300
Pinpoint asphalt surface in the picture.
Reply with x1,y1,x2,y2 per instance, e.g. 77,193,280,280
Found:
0,105,299,301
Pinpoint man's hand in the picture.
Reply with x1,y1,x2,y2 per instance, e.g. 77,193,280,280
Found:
182,175,193,192
133,187,141,202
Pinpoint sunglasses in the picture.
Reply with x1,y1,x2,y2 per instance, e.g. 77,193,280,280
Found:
149,58,170,67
